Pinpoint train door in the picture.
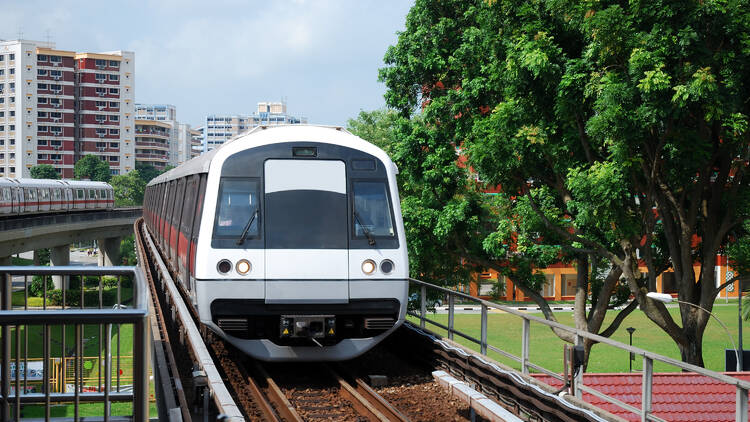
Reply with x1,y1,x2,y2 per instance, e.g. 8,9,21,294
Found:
169,178,186,263
263,159,349,303
51,188,61,211
188,174,207,296
13,187,21,214
24,188,39,213
39,188,51,212
87,189,96,209
177,176,198,283
162,181,176,251
0,187,10,214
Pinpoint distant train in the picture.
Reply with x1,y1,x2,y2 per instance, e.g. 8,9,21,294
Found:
0,178,114,216
143,125,409,361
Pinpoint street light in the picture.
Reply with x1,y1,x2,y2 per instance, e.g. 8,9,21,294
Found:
626,327,636,372
646,292,741,372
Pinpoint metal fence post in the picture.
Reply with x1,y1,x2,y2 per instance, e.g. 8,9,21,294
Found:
1,272,10,421
641,356,653,422
574,335,583,399
480,304,488,355
737,386,748,422
420,285,426,329
448,293,455,341
522,319,530,374
133,314,150,421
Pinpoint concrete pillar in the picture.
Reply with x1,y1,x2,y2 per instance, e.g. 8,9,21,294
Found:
50,245,70,289
97,237,122,267
33,250,41,266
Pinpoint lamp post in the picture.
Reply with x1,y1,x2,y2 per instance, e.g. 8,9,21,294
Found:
646,292,741,372
626,327,636,372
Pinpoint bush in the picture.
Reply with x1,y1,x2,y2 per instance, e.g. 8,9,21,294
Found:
47,288,122,307
29,275,54,297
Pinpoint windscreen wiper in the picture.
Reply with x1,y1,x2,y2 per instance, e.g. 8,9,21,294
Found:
353,211,376,246
236,208,259,245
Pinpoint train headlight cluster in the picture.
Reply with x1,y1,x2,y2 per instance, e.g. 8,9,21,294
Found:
217,259,252,275
236,259,252,275
361,259,395,275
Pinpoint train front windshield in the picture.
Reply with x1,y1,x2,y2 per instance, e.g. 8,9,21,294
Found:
214,179,260,238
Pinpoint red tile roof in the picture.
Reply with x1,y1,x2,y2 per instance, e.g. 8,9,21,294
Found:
532,372,750,421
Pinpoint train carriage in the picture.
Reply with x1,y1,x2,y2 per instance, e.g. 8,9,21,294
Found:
0,178,114,216
144,125,409,361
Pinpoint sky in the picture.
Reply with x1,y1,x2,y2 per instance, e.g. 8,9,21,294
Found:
0,0,414,127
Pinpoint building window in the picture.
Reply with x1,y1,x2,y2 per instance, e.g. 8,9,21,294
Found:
109,88,119,95
38,112,47,118
96,88,106,96
50,140,61,146
38,83,47,90
9,69,14,75
109,101,119,109
95,73,106,82
38,126,48,132
38,69,47,76
37,54,47,61
108,74,119,81
0,70,3,76
95,59,106,68
0,112,4,117
109,115,119,122
0,55,3,62
37,140,47,146
9,97,14,104
109,60,119,67
38,98,48,104
109,128,119,135
0,126,4,132
38,154,47,160
9,111,13,117
49,56,60,63
50,112,61,118
0,98,4,104
96,101,106,108
110,142,118,148
110,168,119,175
9,54,14,60
50,70,62,78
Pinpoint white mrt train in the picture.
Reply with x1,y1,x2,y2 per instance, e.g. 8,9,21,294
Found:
0,178,114,215
143,125,409,361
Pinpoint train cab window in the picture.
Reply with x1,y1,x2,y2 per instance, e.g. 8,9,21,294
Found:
213,179,260,238
352,181,395,237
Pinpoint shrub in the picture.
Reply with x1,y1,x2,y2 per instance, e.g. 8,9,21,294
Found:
29,275,54,297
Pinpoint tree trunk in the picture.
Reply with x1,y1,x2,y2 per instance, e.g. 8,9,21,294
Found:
678,327,705,367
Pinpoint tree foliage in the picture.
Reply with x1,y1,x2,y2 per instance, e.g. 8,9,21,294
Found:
30,164,59,180
381,0,750,366
111,170,146,207
347,109,400,153
135,163,161,184
74,155,111,182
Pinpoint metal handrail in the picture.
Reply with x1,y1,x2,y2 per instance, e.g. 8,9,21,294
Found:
408,277,749,422
0,266,150,421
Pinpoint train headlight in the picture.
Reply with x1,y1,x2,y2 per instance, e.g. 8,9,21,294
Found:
361,259,376,275
217,259,232,274
236,259,251,275
380,259,394,274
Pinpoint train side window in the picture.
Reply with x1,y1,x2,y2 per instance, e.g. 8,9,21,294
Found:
172,178,186,226
180,176,198,234
192,174,207,237
89,189,96,199
165,180,177,224
76,189,84,200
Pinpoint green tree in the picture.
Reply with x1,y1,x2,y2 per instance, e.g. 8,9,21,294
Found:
381,0,750,367
135,162,161,184
30,164,59,179
74,155,111,182
347,109,400,153
119,235,136,265
111,170,146,207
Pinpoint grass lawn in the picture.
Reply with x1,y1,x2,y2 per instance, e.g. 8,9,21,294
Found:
412,302,749,374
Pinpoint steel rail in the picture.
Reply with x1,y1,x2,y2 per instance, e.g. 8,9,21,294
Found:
327,365,410,422
139,220,245,421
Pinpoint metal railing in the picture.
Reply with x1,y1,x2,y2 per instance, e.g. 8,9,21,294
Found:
408,278,750,422
0,266,149,421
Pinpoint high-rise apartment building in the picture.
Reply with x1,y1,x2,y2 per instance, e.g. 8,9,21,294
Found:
0,40,134,178
203,101,306,152
176,123,202,162
135,104,178,166
134,119,170,171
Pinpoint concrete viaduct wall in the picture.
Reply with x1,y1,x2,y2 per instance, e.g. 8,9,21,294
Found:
0,208,141,287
